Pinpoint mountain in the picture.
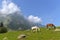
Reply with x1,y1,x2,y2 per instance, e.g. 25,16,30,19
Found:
0,14,9,27
29,22,45,27
0,12,45,30
6,12,31,30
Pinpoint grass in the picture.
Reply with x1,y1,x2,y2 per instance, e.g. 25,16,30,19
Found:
0,28,60,40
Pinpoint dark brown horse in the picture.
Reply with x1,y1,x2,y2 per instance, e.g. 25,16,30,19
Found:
46,24,56,29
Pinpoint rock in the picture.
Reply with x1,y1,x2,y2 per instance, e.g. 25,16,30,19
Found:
17,34,26,40
54,29,60,31
3,37,8,40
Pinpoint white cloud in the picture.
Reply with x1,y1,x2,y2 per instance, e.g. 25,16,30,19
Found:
0,0,42,24
0,0,20,15
28,15,42,23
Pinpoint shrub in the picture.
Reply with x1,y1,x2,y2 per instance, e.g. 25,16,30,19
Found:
0,27,8,33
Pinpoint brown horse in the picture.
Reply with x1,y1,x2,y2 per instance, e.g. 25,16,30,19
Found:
46,24,56,29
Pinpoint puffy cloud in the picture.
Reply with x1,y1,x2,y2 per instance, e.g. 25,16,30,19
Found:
28,15,42,23
0,0,20,15
0,0,42,24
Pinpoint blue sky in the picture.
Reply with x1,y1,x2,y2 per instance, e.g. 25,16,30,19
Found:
0,0,60,26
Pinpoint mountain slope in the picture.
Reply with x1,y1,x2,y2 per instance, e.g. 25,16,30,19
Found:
0,12,44,30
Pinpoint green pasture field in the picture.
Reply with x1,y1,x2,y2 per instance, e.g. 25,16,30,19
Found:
0,27,60,40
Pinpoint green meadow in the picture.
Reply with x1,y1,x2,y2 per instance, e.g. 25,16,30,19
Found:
0,27,60,40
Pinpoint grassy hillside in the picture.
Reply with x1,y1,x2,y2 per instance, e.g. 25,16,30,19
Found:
0,28,60,40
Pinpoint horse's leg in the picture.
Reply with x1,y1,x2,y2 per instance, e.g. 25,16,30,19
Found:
37,28,39,32
46,25,48,29
36,28,38,32
32,29,35,32
47,26,50,30
38,28,40,32
36,28,37,32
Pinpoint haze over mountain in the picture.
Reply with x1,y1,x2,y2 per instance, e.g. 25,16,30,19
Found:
0,0,44,30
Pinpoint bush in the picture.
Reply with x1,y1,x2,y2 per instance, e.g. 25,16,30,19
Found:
0,27,8,33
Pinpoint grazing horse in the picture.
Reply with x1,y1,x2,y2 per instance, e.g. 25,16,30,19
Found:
31,26,40,32
46,24,56,29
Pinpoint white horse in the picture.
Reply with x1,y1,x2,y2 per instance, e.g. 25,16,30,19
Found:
31,26,40,32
